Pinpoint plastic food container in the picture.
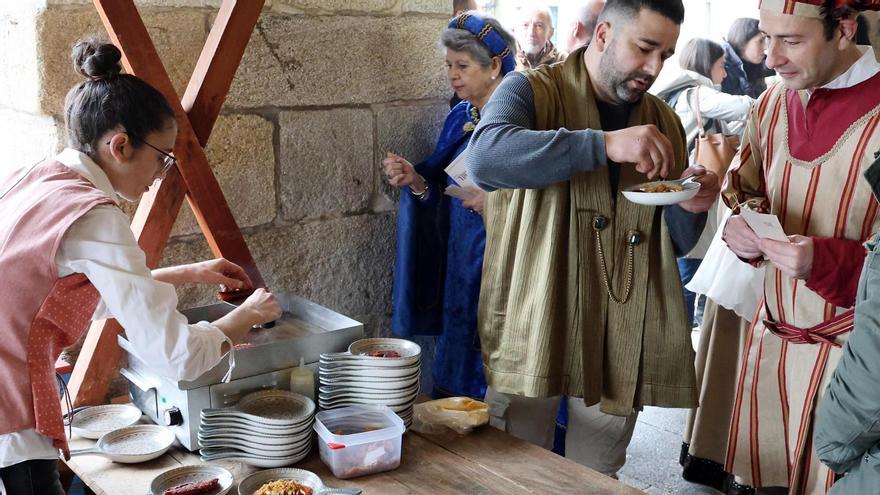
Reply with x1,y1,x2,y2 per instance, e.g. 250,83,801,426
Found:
313,404,405,479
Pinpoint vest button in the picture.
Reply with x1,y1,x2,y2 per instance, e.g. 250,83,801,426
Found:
593,216,608,231
628,230,642,246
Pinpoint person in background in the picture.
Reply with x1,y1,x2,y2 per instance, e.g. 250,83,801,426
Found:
722,17,775,99
515,5,567,69
449,0,480,108
563,0,606,51
0,38,281,495
386,12,516,400
467,0,719,478
652,37,753,329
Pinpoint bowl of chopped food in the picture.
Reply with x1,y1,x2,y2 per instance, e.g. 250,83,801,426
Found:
237,467,361,495
621,178,701,206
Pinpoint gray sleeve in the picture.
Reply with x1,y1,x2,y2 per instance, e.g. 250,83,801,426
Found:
815,265,880,474
466,72,608,191
664,205,708,257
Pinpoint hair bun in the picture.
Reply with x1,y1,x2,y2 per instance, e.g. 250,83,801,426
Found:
72,37,122,81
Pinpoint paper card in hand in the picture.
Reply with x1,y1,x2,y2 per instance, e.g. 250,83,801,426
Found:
443,149,482,190
741,207,789,242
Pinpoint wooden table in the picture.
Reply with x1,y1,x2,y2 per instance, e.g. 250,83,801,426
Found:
64,425,643,494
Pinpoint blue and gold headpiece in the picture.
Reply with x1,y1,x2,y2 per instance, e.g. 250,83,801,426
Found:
449,13,516,75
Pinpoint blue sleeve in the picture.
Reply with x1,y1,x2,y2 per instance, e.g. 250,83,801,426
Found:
466,72,608,191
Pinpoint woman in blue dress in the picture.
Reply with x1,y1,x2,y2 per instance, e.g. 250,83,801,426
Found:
383,11,516,399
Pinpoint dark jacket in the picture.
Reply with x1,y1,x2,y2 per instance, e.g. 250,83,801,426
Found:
721,42,774,99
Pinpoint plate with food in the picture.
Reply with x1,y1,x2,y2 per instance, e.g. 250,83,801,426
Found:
237,468,362,495
150,465,233,495
346,338,421,365
621,177,700,206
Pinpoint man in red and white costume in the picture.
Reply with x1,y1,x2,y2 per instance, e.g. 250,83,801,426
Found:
721,0,880,493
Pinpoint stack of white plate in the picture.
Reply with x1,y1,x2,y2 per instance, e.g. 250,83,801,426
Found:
198,390,314,468
318,338,421,427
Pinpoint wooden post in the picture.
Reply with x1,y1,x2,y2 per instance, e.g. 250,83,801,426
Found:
68,0,266,406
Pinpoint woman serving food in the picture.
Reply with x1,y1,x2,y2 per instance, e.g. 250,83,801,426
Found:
0,38,281,494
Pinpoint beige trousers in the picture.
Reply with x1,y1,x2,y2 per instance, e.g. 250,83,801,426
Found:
484,387,639,477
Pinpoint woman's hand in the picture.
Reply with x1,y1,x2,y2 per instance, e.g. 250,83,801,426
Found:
462,189,486,215
215,288,282,343
152,258,252,289
383,152,425,191
193,258,252,289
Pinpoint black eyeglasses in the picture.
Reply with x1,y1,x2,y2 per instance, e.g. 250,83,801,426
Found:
140,140,177,176
104,136,177,176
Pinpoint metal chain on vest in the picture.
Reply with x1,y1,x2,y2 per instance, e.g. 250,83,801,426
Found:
593,226,635,305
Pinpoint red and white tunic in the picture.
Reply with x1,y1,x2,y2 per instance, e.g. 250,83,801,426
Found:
722,48,880,494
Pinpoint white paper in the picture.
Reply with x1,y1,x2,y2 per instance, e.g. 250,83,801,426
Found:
443,149,482,190
741,208,789,242
444,185,478,201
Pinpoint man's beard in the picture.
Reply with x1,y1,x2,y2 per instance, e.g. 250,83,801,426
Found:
597,40,655,103
520,39,544,56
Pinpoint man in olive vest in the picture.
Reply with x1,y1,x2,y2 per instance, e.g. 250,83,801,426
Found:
467,0,719,477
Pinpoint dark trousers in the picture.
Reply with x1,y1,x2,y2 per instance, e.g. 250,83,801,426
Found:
0,459,64,495
677,258,705,329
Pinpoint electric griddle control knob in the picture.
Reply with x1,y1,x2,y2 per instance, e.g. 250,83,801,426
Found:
163,407,183,426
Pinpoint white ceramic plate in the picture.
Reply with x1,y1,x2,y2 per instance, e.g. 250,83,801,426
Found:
69,425,175,464
70,404,142,439
199,415,313,436
319,366,420,379
201,390,314,427
198,434,311,457
150,465,233,495
200,444,310,469
347,338,421,361
318,359,421,372
319,398,417,413
621,181,700,206
320,351,420,368
198,428,310,447
318,375,420,391
318,370,420,385
318,383,420,402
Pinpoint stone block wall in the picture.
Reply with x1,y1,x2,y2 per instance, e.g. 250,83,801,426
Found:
2,0,451,337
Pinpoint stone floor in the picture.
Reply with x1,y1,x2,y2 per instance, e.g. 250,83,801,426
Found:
618,406,720,494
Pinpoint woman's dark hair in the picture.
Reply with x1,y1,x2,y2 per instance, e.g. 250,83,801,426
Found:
678,38,725,80
64,37,175,156
727,18,761,56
